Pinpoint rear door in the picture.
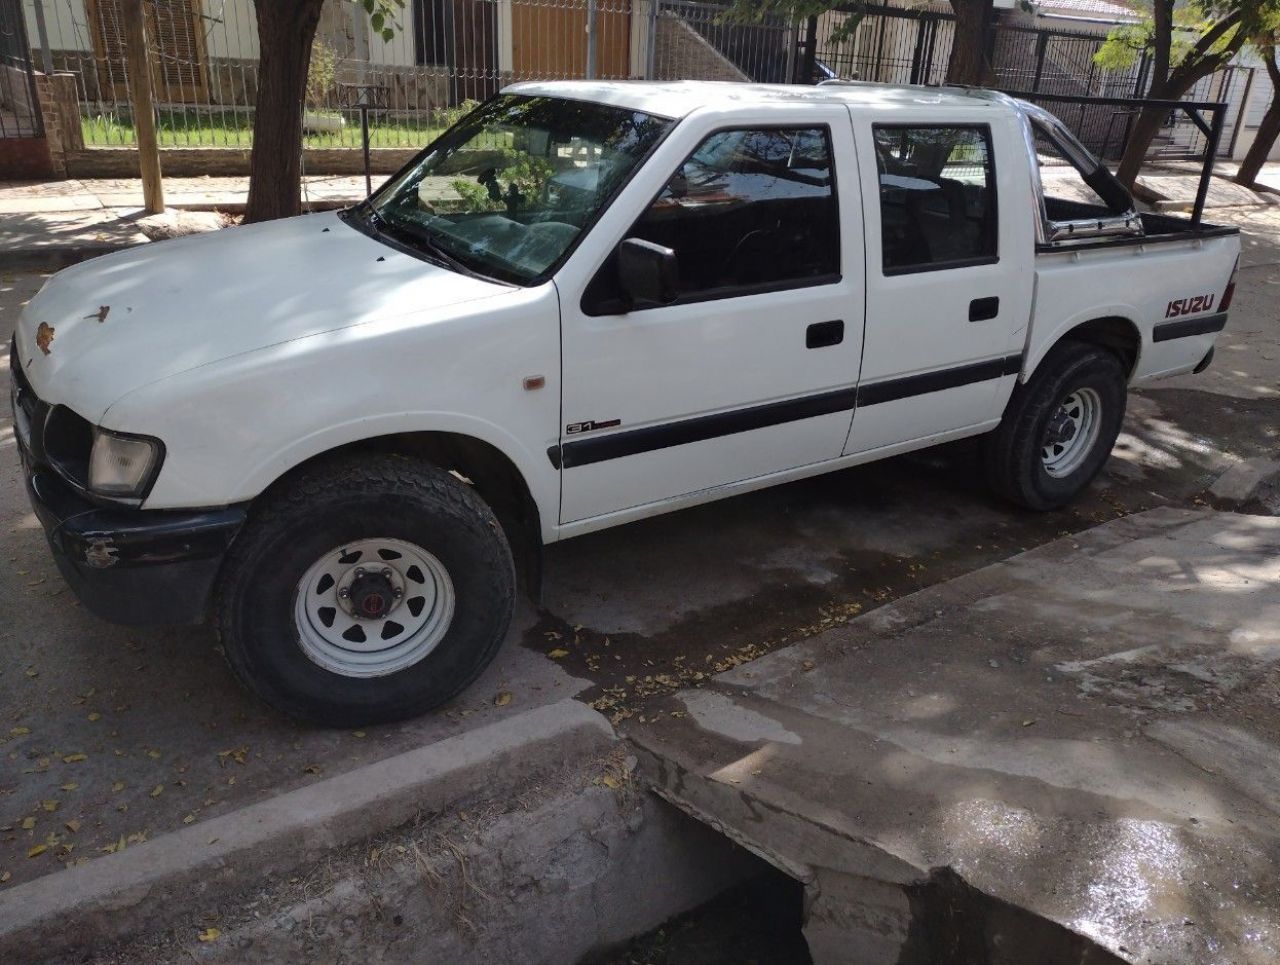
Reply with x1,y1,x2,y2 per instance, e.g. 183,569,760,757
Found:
844,112,1034,454
555,106,865,525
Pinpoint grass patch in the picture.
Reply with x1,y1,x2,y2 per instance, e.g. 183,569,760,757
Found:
82,106,451,150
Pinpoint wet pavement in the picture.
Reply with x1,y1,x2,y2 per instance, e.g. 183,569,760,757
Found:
626,507,1280,963
2,207,1278,893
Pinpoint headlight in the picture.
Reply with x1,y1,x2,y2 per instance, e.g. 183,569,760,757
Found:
89,428,164,497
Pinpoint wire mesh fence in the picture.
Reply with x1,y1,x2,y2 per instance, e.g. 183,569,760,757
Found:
24,0,787,150
13,0,1259,161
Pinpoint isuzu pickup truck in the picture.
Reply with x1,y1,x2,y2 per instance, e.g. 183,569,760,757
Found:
11,81,1239,724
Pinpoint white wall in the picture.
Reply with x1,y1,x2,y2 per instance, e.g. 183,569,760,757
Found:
24,0,92,53
1234,54,1280,163
24,0,261,59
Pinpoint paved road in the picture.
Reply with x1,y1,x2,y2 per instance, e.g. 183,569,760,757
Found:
2,209,1277,889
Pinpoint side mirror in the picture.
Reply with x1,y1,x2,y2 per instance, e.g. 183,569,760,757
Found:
617,238,679,310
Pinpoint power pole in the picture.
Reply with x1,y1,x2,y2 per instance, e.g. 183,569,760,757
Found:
122,0,164,214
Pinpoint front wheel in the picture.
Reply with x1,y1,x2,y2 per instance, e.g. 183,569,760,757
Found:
984,341,1127,511
214,454,516,726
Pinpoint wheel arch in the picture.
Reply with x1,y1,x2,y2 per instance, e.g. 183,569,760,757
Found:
1026,314,1142,382
251,430,547,601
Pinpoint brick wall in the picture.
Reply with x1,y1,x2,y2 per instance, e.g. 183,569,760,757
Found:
0,70,79,180
64,146,420,179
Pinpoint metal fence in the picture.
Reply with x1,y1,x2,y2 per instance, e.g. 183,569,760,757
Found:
2,0,41,137
23,0,793,150
14,0,1259,159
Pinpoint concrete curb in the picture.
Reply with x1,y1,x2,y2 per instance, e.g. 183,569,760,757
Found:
0,698,616,960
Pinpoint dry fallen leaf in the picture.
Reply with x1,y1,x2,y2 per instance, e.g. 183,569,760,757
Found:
146,750,162,759
9,727,30,736
198,927,221,943
59,783,77,792
494,692,513,707
217,746,248,766
64,820,81,833
600,774,621,789
0,871,10,883
87,713,101,722
111,781,125,792
39,800,58,812
547,649,570,659
27,844,46,859
20,817,36,830
62,753,87,764
149,784,164,798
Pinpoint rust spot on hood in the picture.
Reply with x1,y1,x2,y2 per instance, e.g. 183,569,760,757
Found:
84,305,110,323
35,322,55,355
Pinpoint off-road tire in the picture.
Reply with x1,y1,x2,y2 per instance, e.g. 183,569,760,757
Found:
984,341,1127,511
214,453,515,726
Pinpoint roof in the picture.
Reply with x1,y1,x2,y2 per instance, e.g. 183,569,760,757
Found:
502,80,1011,120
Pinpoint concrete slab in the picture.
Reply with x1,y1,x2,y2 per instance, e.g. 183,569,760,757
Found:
0,699,615,958
1134,169,1277,210
627,509,1280,964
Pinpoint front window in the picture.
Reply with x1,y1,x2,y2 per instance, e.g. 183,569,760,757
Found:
363,94,673,284
629,127,840,296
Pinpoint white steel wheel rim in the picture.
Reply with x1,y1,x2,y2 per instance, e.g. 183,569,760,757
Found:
1041,387,1102,478
293,537,455,679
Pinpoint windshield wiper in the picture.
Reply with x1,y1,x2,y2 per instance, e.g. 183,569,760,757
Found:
349,200,501,284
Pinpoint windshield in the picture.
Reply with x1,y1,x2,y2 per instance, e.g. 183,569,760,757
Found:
364,94,673,284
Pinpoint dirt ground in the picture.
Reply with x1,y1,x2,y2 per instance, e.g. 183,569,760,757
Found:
2,206,1277,892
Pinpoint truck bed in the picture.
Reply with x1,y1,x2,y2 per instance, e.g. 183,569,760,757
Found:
1038,200,1239,253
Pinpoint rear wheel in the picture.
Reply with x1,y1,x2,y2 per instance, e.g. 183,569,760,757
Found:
215,454,515,726
985,342,1127,511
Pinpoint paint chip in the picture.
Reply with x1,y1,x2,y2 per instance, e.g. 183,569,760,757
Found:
35,322,54,355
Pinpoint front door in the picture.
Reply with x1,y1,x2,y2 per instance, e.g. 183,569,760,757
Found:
557,110,865,524
844,115,1034,454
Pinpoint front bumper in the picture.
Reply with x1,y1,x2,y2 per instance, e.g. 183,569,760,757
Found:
23,457,247,626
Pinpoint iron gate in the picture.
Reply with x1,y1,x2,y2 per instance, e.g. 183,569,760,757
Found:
0,0,41,138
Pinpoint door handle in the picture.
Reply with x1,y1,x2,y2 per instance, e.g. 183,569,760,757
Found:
969,297,999,322
806,319,844,349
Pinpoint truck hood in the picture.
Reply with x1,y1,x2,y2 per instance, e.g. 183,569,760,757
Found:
14,211,512,422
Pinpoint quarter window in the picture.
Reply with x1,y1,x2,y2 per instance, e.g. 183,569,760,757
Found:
627,127,840,298
873,125,997,274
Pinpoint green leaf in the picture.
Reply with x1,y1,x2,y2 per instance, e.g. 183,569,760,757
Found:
382,27,395,42
371,11,385,31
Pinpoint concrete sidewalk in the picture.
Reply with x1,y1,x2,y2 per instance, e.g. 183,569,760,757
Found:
629,508,1280,963
0,175,373,269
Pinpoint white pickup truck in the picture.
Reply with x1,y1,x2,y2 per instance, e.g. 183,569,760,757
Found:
12,81,1239,724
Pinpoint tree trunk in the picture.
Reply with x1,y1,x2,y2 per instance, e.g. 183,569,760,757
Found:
1236,97,1280,187
1112,4,1243,188
1116,104,1167,187
245,0,326,223
947,0,995,87
1235,49,1280,187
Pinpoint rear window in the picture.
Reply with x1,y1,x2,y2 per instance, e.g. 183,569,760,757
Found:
872,125,997,274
